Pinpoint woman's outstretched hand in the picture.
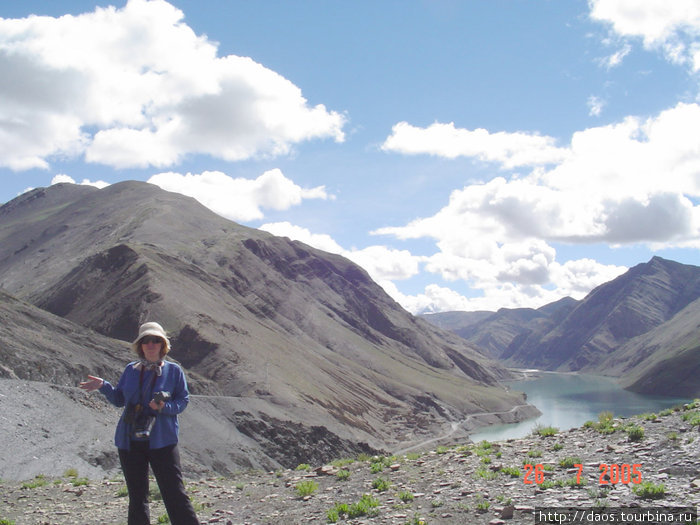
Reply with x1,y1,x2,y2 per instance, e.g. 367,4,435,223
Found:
79,375,104,392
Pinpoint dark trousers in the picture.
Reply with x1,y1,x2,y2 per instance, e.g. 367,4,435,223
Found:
118,442,200,525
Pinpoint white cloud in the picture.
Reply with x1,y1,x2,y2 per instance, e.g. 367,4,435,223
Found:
0,0,345,171
589,0,700,71
259,221,424,283
51,174,110,188
587,95,605,116
379,103,700,247
259,221,345,255
149,169,331,222
372,102,700,312
381,121,570,169
598,43,632,69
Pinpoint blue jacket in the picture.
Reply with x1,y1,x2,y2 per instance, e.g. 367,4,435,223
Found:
99,360,190,450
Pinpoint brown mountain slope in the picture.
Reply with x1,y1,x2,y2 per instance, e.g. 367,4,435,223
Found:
503,257,700,372
0,181,532,467
606,296,700,397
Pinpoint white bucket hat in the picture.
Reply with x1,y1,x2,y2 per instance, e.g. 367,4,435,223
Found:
131,322,171,354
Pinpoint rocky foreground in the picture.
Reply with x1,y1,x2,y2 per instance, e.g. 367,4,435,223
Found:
2,402,700,525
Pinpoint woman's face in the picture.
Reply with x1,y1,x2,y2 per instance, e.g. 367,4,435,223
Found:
141,336,163,362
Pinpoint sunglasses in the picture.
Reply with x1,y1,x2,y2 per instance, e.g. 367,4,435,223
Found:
141,336,163,345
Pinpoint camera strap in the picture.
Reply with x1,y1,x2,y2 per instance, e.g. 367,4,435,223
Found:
136,366,159,412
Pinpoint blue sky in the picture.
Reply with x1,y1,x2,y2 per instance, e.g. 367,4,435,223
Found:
1,0,699,313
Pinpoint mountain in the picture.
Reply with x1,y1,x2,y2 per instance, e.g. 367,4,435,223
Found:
504,257,700,373
422,298,577,358
422,257,700,396
0,181,533,477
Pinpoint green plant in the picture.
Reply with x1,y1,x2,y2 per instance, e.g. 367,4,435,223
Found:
295,463,311,471
21,475,48,490
64,468,79,478
149,485,163,501
552,443,564,451
431,498,444,508
626,424,644,442
633,481,666,500
347,494,379,518
499,466,521,477
295,480,319,498
533,424,558,437
405,515,426,525
157,513,170,523
598,411,614,424
331,457,355,468
0,520,16,525
71,477,89,487
405,452,421,460
436,445,450,454
474,468,498,480
475,498,490,512
116,485,129,497
527,448,543,458
336,469,350,481
495,494,512,505
329,502,350,519
370,461,384,474
398,490,414,502
372,477,391,492
559,456,582,468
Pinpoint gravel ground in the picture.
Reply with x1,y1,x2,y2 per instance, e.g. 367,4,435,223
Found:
2,403,700,525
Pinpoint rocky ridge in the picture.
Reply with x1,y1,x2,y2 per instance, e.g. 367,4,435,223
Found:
2,401,699,525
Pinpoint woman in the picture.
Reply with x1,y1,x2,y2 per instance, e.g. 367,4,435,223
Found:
80,322,200,525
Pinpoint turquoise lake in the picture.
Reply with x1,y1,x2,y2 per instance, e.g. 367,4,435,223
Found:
468,371,692,442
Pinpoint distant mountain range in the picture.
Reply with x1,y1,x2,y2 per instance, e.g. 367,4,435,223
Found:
0,181,533,476
423,257,700,397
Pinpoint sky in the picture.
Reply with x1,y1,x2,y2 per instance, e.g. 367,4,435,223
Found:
1,0,699,314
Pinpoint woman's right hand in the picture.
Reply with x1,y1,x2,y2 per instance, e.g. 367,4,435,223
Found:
79,375,104,392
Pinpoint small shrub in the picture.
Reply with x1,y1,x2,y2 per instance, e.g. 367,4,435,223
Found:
527,448,543,458
475,498,490,512
63,468,79,479
533,425,558,437
116,485,128,497
295,480,319,498
336,469,350,481
326,509,339,523
626,425,644,442
598,411,614,424
559,456,582,468
370,461,384,474
398,490,414,503
633,481,666,500
348,494,379,518
157,514,170,524
500,466,521,478
372,477,391,492
71,477,89,487
474,468,498,480
331,457,355,468
21,475,48,490
552,443,564,451
0,520,16,525
405,452,421,460
295,463,311,471
149,486,163,501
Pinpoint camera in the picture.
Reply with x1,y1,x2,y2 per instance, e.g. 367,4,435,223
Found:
128,392,171,439
153,391,171,404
